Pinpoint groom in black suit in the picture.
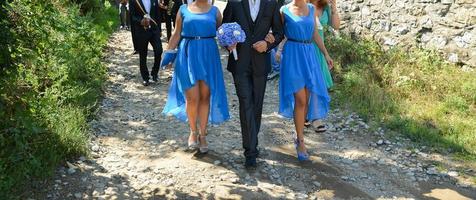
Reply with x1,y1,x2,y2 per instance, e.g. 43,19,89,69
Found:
129,0,163,86
223,0,284,168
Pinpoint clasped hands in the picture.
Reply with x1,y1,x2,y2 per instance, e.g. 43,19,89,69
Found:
140,18,151,27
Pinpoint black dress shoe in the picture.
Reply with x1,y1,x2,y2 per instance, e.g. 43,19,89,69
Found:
245,157,257,168
142,80,150,86
132,50,138,55
151,76,158,83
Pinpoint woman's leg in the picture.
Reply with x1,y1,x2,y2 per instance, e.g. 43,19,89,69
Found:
198,81,211,129
294,88,310,153
185,84,200,142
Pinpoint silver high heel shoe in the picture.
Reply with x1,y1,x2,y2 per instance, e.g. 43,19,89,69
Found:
188,131,198,150
198,132,208,154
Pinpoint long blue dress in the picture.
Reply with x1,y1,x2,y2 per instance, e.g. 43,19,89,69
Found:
314,5,333,88
162,5,230,124
279,4,330,121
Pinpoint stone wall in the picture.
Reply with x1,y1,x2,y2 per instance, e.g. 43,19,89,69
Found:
338,0,476,67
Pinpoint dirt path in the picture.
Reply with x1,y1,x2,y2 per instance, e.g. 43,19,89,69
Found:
25,27,476,200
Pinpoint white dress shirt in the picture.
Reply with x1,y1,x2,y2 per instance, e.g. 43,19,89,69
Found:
249,0,261,22
142,0,151,13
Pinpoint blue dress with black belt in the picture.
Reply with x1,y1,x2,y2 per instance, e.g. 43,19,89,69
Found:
279,4,330,120
162,5,230,124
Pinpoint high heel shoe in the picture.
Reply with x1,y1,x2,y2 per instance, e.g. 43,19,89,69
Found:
294,134,310,161
198,133,209,154
188,131,198,150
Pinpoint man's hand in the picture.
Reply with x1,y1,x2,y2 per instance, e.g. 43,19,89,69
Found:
253,40,268,53
227,43,237,52
265,33,275,44
141,18,150,27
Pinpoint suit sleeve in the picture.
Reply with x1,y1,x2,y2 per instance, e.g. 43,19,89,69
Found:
129,0,143,25
222,2,233,23
267,2,284,51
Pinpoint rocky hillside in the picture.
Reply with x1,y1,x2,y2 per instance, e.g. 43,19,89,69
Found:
338,0,476,67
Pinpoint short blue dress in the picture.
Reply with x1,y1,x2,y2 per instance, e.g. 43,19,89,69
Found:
162,5,230,124
279,4,330,121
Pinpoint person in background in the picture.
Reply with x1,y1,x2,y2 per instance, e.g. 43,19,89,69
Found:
266,0,290,80
129,0,163,86
306,0,340,132
268,36,287,80
119,0,130,30
171,0,183,28
267,47,281,80
160,0,173,41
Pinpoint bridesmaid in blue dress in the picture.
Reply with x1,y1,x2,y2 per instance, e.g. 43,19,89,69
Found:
163,1,229,153
279,1,333,161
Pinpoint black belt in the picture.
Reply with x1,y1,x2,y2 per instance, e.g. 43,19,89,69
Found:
287,38,313,44
182,36,215,57
182,36,215,40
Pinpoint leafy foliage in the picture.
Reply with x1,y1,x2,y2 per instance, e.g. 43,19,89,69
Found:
327,32,476,157
0,0,118,197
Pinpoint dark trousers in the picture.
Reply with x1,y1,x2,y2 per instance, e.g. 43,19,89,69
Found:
135,28,163,81
233,68,267,159
129,9,137,51
161,9,173,41
119,3,130,27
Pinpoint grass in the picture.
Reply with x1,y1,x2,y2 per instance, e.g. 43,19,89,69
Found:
326,32,476,158
0,0,118,198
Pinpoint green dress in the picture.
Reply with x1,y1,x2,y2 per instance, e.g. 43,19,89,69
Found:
314,6,333,88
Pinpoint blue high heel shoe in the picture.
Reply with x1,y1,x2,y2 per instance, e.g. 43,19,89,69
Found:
294,135,310,161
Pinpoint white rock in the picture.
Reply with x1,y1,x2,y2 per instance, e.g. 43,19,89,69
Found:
447,171,459,177
91,145,100,152
74,193,82,199
67,168,76,175
313,181,321,187
426,167,439,175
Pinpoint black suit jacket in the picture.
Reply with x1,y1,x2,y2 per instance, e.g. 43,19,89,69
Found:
129,0,162,33
171,0,182,16
223,0,284,76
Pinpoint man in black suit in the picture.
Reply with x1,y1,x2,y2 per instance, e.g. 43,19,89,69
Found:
223,0,284,168
129,0,163,86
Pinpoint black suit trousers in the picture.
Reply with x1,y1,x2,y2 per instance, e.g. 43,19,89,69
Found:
233,67,267,159
135,27,163,81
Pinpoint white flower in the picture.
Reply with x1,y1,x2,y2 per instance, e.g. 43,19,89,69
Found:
233,30,241,36
218,29,224,35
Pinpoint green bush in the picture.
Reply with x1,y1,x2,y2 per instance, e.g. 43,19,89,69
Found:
0,0,117,197
0,1,12,70
327,33,476,158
